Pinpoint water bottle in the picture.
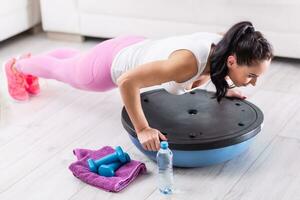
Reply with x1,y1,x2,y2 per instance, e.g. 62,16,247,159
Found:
156,141,174,194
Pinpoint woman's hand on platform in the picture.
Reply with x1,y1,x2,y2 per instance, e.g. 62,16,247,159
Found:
137,127,167,151
225,88,247,100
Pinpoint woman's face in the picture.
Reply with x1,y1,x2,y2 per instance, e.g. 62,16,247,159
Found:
227,55,271,87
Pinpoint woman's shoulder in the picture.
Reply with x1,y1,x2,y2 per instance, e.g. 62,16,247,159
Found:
167,49,199,83
169,49,198,65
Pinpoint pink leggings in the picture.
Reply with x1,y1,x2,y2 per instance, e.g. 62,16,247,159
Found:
15,35,145,91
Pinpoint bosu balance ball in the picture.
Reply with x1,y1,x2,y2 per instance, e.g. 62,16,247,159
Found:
121,89,263,167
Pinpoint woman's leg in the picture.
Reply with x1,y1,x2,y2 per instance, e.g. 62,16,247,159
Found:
14,53,88,89
44,48,80,59
15,48,82,89
14,45,113,91
14,36,145,92
15,47,82,80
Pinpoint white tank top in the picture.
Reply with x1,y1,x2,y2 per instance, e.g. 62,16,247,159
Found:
111,32,222,95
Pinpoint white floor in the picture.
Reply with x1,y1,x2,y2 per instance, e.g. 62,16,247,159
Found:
0,32,300,200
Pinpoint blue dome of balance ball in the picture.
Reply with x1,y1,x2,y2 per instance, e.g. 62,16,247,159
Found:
121,89,264,168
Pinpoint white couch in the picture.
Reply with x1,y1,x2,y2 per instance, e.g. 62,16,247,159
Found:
0,0,41,42
40,0,300,58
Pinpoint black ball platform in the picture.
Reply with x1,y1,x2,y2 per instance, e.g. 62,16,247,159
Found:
121,89,263,167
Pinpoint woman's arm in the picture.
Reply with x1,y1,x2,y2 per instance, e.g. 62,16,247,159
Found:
117,49,198,151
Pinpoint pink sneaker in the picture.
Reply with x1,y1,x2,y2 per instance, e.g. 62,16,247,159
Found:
25,74,40,95
18,53,40,95
4,58,29,101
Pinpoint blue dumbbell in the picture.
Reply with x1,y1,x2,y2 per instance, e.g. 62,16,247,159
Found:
87,146,127,173
98,153,131,177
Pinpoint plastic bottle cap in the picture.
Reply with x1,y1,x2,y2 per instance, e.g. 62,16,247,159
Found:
160,141,168,149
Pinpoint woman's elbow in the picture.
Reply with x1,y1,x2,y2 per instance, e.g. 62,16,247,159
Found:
117,74,130,87
117,75,139,89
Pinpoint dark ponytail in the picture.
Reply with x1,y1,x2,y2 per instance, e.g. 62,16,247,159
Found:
210,21,273,102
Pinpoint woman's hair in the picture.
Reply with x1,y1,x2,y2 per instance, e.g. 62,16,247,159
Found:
210,21,273,102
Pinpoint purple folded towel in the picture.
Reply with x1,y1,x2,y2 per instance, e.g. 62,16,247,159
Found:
68,146,147,192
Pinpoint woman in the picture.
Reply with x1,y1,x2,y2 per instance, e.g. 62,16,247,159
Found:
4,21,273,151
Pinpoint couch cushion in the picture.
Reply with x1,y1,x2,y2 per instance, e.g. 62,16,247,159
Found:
79,0,205,24
40,0,80,33
0,0,40,41
78,0,300,33
0,0,38,15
